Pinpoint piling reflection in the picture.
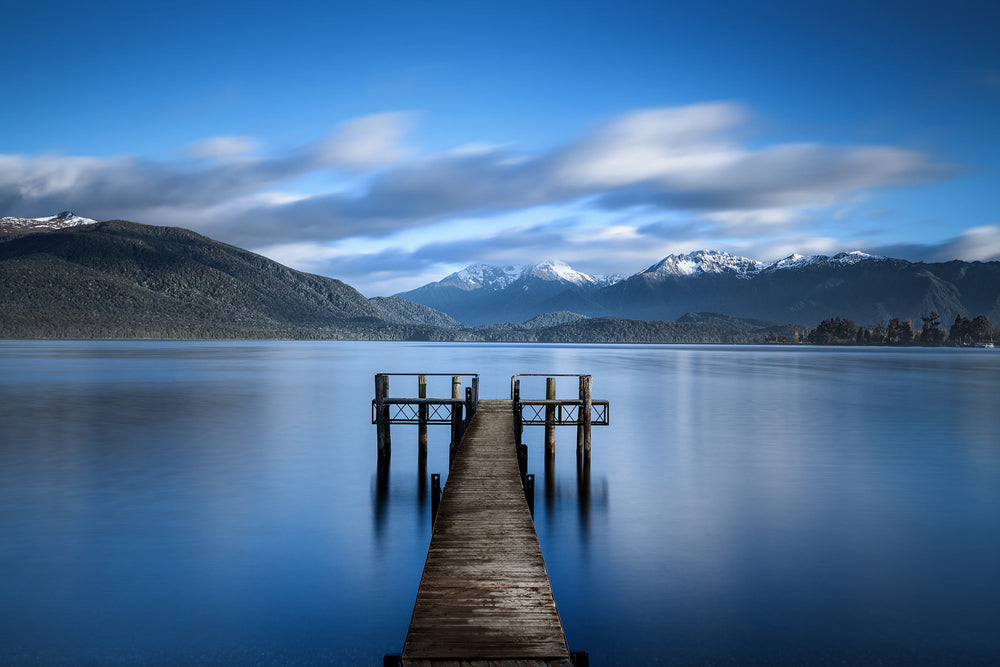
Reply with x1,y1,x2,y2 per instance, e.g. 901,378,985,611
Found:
373,456,391,542
545,455,557,524
418,449,427,512
373,440,606,548
576,452,591,539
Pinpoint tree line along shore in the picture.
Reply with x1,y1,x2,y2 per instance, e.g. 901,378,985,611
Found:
769,312,997,346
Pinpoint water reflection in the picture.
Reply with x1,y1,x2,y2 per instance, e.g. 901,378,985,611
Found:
371,420,608,548
373,458,391,543
576,453,591,539
3,342,999,666
417,449,427,512
372,443,433,543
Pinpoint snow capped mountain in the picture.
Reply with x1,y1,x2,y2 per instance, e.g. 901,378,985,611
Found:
640,250,764,279
763,250,886,272
635,249,887,280
827,250,886,265
419,249,886,296
440,263,521,291
522,260,597,286
0,211,99,232
435,260,620,291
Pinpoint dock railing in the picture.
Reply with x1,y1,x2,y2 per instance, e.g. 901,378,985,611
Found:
510,374,608,459
372,373,479,462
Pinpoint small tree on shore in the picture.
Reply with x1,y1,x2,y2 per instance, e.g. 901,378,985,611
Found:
920,312,946,345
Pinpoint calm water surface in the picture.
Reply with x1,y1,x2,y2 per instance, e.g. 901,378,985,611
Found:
1,341,998,665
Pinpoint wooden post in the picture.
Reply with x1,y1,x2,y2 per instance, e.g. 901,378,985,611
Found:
525,473,535,517
465,386,473,428
418,374,428,457
471,375,479,415
577,448,591,524
545,449,556,510
450,376,462,466
512,378,522,446
418,446,427,507
517,443,528,481
431,473,441,527
375,374,391,461
576,374,592,458
545,377,556,459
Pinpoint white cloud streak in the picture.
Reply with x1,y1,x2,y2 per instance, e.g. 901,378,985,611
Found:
0,103,963,292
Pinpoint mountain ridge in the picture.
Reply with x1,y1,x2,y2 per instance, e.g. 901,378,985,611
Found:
397,252,1000,326
4,214,999,341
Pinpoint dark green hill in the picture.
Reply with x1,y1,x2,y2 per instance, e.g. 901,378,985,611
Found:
0,220,457,338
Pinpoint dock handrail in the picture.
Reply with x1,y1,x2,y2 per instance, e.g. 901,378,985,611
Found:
372,373,479,462
510,373,605,456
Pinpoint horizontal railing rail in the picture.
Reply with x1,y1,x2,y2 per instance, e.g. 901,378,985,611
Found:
517,399,609,426
371,397,466,424
373,374,479,462
376,373,480,378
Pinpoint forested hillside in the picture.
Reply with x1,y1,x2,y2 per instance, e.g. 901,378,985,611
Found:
0,220,456,338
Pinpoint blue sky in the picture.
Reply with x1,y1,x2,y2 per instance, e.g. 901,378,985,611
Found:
2,0,998,295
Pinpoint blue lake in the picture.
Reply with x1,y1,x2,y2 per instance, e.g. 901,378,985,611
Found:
1,341,998,665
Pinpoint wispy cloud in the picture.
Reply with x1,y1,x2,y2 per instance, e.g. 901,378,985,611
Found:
1,103,964,293
873,225,1000,263
185,136,261,160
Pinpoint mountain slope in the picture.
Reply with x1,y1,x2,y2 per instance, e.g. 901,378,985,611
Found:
0,219,457,338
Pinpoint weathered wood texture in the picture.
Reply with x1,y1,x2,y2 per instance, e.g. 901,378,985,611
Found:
401,399,572,667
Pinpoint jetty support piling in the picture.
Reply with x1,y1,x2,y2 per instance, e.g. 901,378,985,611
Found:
430,473,441,526
417,374,427,456
545,377,557,459
577,374,592,458
517,442,528,484
449,376,463,465
525,473,535,517
515,378,523,445
375,373,391,461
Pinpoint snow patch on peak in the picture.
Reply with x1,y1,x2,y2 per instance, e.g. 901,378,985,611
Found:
765,250,886,271
594,273,625,287
642,250,763,279
522,259,596,286
766,253,820,270
434,259,610,291
441,263,520,291
0,211,99,231
830,250,884,265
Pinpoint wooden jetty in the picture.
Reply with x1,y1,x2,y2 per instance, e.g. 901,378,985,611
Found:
401,399,573,667
376,374,606,666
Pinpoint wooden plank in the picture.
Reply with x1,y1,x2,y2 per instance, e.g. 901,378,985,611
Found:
401,400,572,667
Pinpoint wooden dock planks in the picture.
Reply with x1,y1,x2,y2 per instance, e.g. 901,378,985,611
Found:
401,399,573,667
